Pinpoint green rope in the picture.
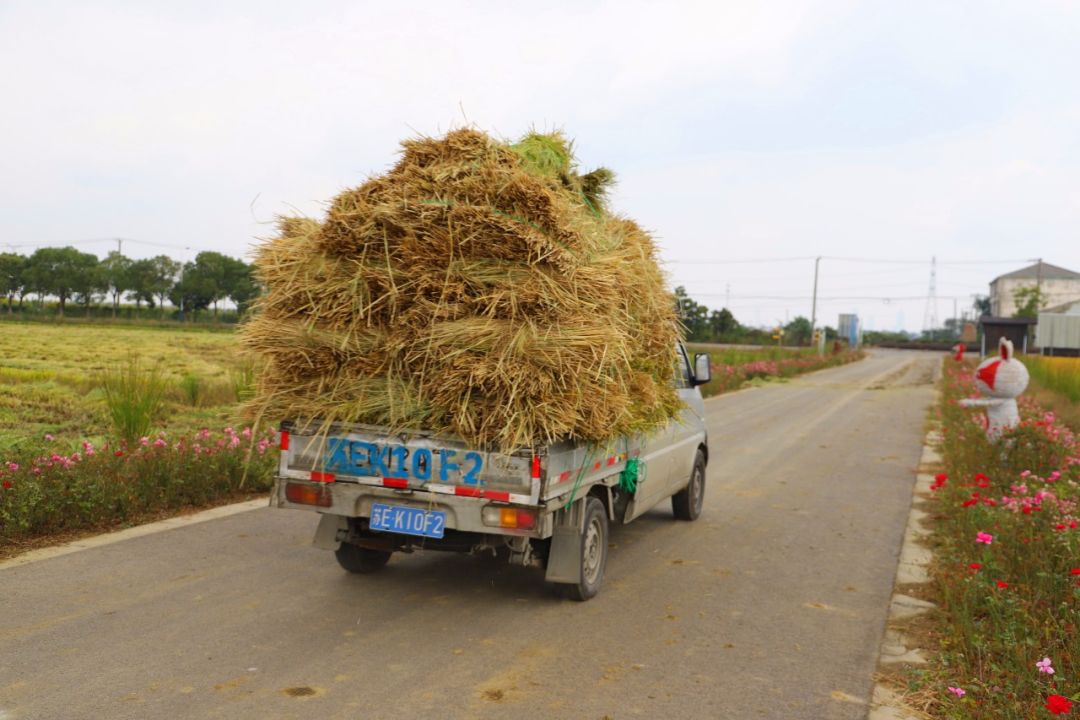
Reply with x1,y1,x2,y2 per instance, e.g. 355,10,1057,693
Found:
563,444,596,510
619,457,640,494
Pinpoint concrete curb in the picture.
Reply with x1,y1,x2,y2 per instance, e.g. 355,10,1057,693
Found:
0,497,270,571
868,403,942,720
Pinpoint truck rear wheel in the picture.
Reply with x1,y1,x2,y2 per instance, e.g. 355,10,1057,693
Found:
560,497,608,601
672,449,706,521
335,542,392,574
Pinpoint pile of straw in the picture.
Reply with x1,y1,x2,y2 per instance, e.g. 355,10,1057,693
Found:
241,129,680,451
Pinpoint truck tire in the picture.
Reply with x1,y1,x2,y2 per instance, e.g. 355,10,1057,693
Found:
672,449,706,521
335,542,392,574
561,497,608,601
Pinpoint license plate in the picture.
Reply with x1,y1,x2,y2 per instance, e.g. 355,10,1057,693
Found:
369,503,446,539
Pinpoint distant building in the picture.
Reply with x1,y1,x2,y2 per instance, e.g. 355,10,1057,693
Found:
1036,299,1080,356
979,316,1037,356
837,313,862,347
989,261,1080,317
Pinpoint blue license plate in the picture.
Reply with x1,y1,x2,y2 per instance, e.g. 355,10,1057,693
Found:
369,503,446,539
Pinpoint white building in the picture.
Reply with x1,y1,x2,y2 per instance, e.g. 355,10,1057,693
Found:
1037,298,1080,356
989,261,1080,317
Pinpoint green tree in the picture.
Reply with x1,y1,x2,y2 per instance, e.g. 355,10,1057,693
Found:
223,256,259,315
708,308,739,338
783,316,813,346
1012,285,1046,318
673,286,710,341
148,255,181,317
24,246,100,316
100,251,133,317
972,294,991,317
0,252,25,314
169,261,214,319
126,258,157,308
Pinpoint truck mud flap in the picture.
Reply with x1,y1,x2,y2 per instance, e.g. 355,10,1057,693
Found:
312,514,348,550
544,497,586,584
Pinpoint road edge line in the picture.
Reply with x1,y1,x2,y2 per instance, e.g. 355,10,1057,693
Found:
868,386,942,720
0,497,270,571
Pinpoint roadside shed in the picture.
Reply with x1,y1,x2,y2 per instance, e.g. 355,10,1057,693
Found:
1036,299,1080,356
978,316,1037,356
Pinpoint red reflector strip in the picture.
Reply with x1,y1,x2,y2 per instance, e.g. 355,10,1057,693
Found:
607,456,617,466
310,471,335,483
531,455,541,479
559,471,571,483
593,461,601,470
279,430,290,451
382,477,408,489
483,490,510,502
454,486,483,497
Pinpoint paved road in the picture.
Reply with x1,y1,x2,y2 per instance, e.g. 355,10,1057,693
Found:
0,350,940,720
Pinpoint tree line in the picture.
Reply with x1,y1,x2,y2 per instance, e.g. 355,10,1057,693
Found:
0,247,257,319
674,287,836,345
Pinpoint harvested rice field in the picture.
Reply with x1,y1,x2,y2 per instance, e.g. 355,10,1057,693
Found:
0,322,247,450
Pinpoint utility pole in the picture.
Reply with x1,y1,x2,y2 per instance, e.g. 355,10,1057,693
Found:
810,256,821,339
116,238,122,256
725,283,730,310
923,256,938,341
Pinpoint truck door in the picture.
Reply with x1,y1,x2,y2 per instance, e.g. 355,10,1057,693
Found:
668,343,706,492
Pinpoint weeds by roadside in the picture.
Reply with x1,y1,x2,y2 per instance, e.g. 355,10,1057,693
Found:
0,427,277,546
918,360,1079,718
694,348,864,397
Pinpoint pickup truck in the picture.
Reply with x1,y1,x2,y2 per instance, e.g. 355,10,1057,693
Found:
272,343,711,600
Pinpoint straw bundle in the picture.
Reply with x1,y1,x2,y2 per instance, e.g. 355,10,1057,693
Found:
241,129,680,451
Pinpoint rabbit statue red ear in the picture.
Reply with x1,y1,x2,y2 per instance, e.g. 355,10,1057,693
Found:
999,337,1011,361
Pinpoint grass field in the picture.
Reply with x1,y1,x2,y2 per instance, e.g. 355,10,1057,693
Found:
1022,355,1080,432
0,323,247,450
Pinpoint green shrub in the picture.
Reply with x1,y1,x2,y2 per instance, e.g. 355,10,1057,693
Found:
98,357,168,444
178,373,202,406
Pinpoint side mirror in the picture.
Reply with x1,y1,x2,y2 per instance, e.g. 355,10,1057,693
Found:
693,353,711,386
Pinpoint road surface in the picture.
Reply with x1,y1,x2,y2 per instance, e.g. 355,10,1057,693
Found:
0,349,940,720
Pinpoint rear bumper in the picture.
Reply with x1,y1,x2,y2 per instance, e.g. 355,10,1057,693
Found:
273,477,549,538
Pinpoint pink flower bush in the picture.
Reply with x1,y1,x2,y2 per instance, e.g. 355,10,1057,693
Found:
975,531,994,545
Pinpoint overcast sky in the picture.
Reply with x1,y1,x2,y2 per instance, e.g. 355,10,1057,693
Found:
3,1,1079,331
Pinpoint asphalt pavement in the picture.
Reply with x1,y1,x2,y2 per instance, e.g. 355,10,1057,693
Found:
0,349,940,720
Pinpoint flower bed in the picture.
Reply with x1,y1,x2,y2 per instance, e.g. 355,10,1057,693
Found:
0,427,277,547
925,360,1079,718
699,349,864,397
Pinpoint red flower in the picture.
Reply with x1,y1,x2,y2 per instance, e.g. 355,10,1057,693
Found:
962,499,978,507
996,581,1009,589
969,563,982,570
114,450,124,457
1070,569,1080,575
1,479,11,490
1045,694,1073,715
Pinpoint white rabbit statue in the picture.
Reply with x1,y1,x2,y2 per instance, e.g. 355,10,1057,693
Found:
959,337,1029,439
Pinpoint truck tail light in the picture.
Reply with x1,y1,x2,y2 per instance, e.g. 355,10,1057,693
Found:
285,481,332,507
482,505,535,530
531,455,541,480
279,430,290,451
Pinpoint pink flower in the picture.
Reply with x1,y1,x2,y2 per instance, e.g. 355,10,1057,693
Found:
31,467,41,476
197,428,210,440
1037,657,1055,674
256,439,270,454
5,462,17,472
975,531,993,545
241,427,252,439
228,436,240,449
44,433,55,441
947,686,966,698
139,437,149,446
153,438,167,448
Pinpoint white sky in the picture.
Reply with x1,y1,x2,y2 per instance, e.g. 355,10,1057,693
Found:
3,1,1079,331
